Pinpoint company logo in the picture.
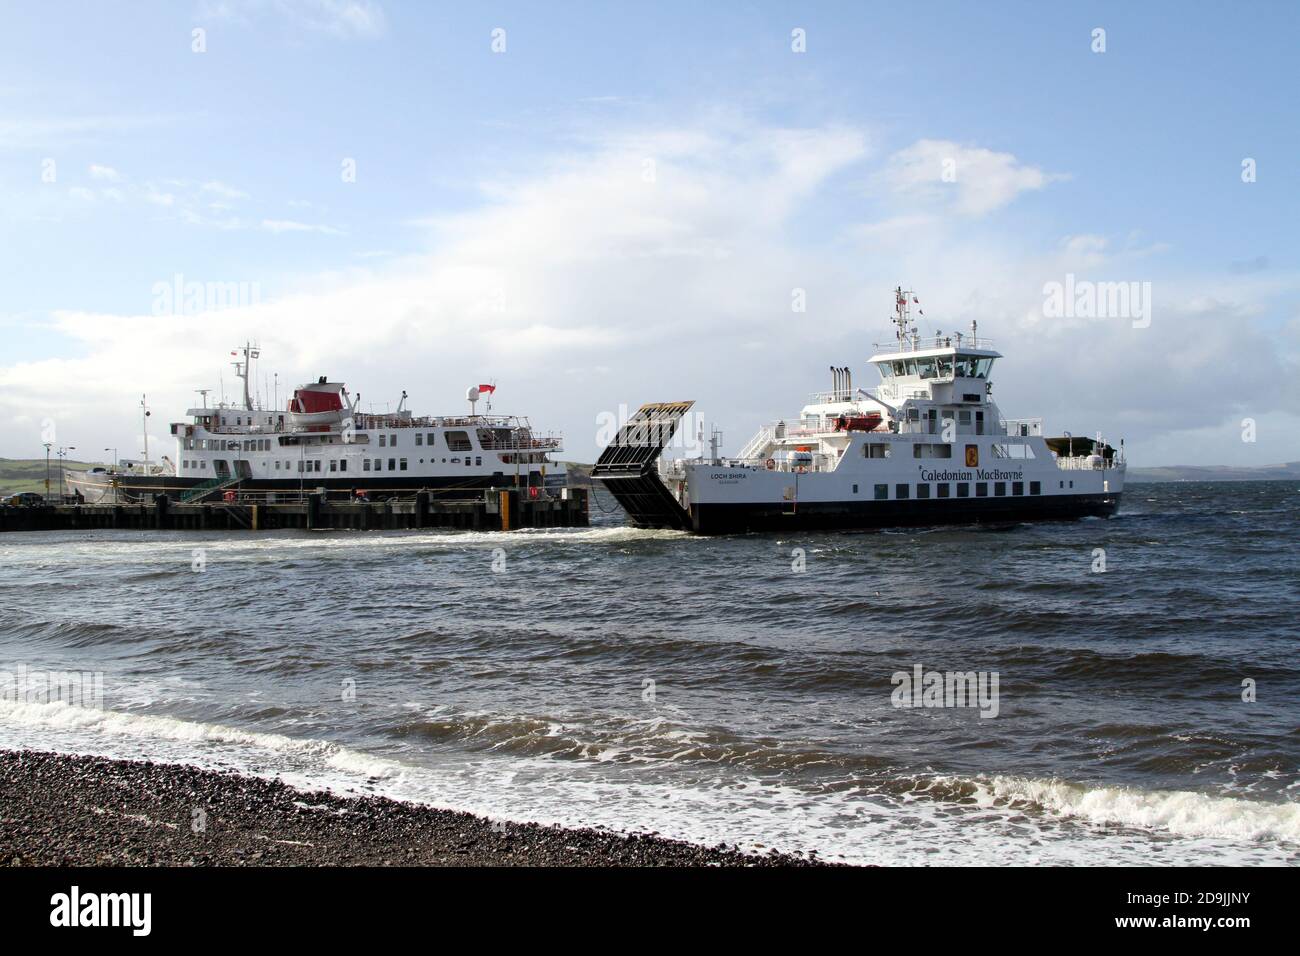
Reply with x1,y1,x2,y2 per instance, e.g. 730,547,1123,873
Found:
50,886,151,936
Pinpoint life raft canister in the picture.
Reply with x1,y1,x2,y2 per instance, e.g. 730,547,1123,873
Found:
765,458,776,470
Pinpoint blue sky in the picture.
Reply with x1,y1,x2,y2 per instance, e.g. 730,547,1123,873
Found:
2,1,1298,465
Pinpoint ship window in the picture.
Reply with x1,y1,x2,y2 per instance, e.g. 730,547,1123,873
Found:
874,484,888,500
913,443,953,459
379,435,386,447
916,483,931,499
330,460,337,472
975,358,994,378
400,458,407,471
1069,480,1074,489
864,444,889,459
340,460,347,472
415,434,422,445
363,460,371,472
876,362,893,379
895,483,910,500
852,484,858,494
975,482,988,497
1030,481,1041,495
935,357,953,378
937,483,950,498
475,456,482,466
390,434,397,445
465,457,472,467
388,458,396,471
956,483,970,498
916,357,937,379
1012,481,1023,496
994,481,1005,496
426,433,436,447
959,410,972,425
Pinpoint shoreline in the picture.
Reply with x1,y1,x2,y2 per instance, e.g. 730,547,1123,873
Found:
0,749,829,867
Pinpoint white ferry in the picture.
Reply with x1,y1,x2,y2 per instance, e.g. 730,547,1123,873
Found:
68,345,564,503
593,289,1125,534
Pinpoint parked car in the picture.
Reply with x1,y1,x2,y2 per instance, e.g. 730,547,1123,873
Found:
1,492,45,506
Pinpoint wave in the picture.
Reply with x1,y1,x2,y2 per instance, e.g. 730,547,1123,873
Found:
3,698,1297,854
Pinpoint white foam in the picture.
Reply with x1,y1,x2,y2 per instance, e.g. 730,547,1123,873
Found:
976,774,1300,843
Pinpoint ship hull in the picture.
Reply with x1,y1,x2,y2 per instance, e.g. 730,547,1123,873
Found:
66,470,560,504
682,491,1121,535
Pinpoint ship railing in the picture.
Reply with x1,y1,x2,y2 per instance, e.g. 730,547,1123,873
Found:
871,334,996,354
478,436,563,451
1055,455,1119,471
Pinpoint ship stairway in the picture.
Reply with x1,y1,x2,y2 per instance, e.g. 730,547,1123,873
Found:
180,476,241,503
591,401,695,531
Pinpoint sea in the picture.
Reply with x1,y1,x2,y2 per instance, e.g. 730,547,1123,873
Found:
1,480,1296,865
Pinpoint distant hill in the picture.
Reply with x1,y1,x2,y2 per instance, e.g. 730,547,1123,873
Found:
1127,462,1300,483
0,457,100,495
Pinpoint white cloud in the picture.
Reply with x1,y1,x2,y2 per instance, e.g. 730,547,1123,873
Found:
882,138,1066,217
200,0,387,39
2,120,1297,468
261,218,346,235
200,181,249,200
89,164,120,181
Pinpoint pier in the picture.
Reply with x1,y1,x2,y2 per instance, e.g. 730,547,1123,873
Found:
0,488,588,534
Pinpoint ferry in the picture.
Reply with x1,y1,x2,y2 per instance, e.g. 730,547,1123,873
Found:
67,345,565,503
593,289,1125,534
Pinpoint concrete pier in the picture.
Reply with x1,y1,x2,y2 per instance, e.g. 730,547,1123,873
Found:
0,488,588,534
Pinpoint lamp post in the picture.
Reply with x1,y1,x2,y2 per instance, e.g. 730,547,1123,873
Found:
105,447,118,468
43,443,52,497
57,446,76,500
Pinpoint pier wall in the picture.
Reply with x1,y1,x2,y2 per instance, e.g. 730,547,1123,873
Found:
0,489,588,534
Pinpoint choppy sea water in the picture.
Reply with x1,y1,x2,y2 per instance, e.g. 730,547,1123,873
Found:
0,480,1296,865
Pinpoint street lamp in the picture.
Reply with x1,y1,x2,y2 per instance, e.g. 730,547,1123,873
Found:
105,447,118,468
43,442,52,497
57,446,76,500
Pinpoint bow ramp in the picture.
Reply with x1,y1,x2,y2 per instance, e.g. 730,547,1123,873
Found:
592,401,694,530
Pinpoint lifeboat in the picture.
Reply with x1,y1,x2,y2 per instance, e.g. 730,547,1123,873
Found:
832,413,883,432
287,378,348,430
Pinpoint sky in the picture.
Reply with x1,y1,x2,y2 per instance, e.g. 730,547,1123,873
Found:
1,0,1298,466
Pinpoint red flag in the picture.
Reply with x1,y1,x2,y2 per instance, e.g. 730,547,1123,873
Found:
477,383,496,393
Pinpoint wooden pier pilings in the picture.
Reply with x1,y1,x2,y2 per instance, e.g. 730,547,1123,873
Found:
0,488,589,534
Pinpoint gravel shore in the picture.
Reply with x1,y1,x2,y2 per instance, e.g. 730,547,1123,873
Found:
0,749,828,866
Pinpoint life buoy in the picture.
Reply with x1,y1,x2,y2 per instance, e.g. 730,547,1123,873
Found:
765,458,775,470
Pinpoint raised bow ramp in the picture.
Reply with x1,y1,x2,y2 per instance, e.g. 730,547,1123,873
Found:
592,401,694,530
